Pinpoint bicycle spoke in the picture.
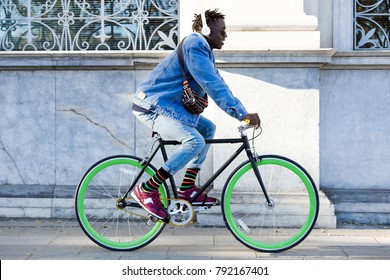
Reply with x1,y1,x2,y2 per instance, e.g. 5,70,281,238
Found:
106,166,122,197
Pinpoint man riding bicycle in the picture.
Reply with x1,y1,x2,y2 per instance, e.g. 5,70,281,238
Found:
131,9,260,222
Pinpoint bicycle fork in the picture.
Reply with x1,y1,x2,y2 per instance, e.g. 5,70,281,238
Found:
243,135,273,207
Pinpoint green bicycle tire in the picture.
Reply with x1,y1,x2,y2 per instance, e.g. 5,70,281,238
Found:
75,155,169,251
222,155,319,252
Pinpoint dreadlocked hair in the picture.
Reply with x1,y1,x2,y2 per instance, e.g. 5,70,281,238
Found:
192,9,225,32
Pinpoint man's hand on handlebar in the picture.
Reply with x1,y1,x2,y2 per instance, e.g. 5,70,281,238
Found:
243,113,261,129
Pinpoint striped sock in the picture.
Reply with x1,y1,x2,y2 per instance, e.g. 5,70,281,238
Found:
180,168,200,190
142,168,170,193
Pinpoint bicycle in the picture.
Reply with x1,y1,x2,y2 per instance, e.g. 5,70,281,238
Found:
74,124,319,253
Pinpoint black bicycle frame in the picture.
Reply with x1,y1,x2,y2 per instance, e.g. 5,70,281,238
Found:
123,133,271,205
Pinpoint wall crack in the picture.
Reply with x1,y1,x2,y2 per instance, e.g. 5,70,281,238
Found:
0,138,26,184
59,108,130,149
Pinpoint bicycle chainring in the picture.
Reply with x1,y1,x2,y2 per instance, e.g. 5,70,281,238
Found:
167,199,194,226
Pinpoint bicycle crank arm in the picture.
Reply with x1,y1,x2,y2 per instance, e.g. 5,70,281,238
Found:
193,205,212,212
116,198,142,209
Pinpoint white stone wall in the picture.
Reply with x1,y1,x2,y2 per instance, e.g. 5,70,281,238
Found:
205,66,320,191
320,68,390,189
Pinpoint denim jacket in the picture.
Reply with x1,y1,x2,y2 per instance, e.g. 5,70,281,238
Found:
132,32,248,127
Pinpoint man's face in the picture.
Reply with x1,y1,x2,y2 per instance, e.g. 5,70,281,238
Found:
205,18,227,50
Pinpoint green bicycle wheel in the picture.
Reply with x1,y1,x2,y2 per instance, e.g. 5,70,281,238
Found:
222,155,319,252
75,155,169,251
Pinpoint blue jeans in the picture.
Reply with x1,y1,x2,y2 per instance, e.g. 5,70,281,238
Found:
133,111,216,175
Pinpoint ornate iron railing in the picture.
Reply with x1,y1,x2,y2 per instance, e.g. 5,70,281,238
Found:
0,0,178,51
354,0,390,49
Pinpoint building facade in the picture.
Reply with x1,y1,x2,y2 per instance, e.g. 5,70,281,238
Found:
0,0,389,227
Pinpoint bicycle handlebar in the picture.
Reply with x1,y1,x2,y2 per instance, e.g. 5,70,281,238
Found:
238,123,255,133
238,122,262,139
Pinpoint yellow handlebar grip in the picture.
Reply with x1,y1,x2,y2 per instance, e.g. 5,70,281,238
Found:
244,119,251,124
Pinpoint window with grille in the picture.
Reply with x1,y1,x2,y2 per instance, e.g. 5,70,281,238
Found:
354,0,390,49
0,0,179,51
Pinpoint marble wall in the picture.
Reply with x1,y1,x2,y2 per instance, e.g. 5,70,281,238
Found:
0,52,322,190
0,70,138,186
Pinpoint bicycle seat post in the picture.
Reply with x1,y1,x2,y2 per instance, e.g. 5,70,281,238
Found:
148,131,162,154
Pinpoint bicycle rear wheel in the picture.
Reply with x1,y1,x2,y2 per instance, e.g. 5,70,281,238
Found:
222,155,319,252
75,155,169,251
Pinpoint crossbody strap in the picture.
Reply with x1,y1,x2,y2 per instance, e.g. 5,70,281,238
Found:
177,37,208,103
177,38,188,82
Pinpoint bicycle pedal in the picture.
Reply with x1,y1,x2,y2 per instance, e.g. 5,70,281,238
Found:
147,214,159,224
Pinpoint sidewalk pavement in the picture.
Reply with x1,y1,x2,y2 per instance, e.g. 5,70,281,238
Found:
0,218,389,260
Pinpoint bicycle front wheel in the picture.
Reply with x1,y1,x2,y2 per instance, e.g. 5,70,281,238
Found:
222,155,319,252
75,155,169,251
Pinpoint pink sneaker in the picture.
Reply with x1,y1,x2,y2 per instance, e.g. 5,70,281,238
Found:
131,184,169,222
177,185,219,205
